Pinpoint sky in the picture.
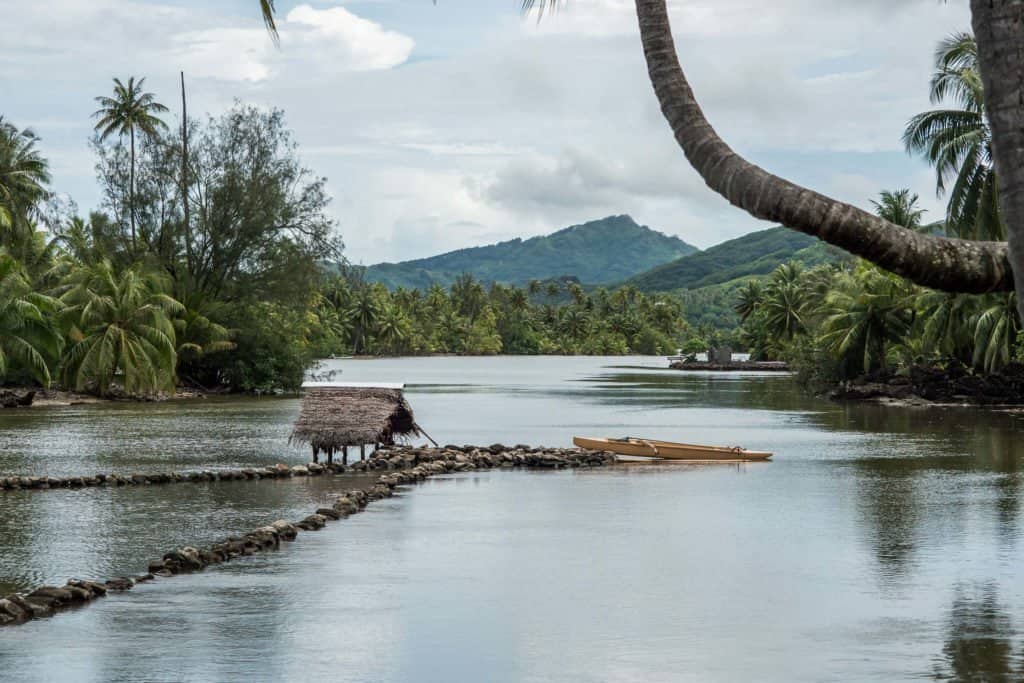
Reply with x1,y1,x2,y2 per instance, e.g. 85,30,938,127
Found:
1,0,972,265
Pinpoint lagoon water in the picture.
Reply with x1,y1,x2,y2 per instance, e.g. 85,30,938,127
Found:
1,356,1023,681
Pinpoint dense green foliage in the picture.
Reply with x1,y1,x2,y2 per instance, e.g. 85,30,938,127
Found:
627,227,838,292
363,215,697,290
0,85,340,394
732,30,1018,389
310,271,693,357
737,217,1020,388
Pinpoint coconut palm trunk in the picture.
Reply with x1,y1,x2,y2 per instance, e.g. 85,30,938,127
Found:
633,0,1013,295
129,125,136,253
971,0,1024,317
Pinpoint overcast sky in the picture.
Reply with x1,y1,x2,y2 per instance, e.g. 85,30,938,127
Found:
2,0,971,265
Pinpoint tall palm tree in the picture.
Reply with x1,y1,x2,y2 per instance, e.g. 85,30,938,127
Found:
376,303,410,354
904,34,1001,241
871,189,926,231
0,254,62,386
0,117,50,244
93,77,168,253
347,286,380,355
60,260,182,396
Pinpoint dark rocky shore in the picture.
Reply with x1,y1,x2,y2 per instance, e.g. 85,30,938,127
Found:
829,363,1024,406
0,444,616,628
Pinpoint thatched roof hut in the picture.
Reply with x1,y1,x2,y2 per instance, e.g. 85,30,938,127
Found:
290,382,421,462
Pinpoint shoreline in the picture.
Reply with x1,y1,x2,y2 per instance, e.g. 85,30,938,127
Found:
0,386,233,409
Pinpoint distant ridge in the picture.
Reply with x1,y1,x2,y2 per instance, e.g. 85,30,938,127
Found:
627,226,838,292
363,215,698,289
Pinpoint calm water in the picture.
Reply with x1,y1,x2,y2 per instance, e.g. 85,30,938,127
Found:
1,356,1023,681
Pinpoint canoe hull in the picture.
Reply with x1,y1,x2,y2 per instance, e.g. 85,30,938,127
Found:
573,436,772,461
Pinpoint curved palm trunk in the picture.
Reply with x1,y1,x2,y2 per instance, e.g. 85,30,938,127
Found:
971,0,1024,317
634,0,1013,294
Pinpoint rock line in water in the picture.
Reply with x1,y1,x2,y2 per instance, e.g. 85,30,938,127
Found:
0,445,617,628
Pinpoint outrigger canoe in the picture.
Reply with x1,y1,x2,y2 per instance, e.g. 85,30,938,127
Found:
573,436,772,461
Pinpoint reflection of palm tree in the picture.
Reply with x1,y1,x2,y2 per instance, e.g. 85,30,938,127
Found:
934,583,1021,681
854,459,922,587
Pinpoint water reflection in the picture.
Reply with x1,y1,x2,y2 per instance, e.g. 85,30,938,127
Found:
0,357,1023,681
933,583,1024,681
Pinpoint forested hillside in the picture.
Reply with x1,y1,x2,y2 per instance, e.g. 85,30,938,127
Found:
364,215,697,289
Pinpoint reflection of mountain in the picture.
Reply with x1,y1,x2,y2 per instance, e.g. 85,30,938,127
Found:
933,583,1024,680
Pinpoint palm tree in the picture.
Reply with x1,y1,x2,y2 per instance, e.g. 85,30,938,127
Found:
376,304,410,354
0,254,62,386
560,308,591,340
93,77,168,253
819,268,915,377
917,290,978,364
733,281,762,323
174,305,235,368
971,293,1018,374
348,286,380,355
871,189,926,231
903,34,1001,241
0,117,50,246
59,261,182,396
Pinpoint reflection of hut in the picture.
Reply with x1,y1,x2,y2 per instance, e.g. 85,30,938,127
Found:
290,382,421,464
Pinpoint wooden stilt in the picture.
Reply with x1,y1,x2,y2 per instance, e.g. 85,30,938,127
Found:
327,449,333,465
360,444,366,461
343,446,348,465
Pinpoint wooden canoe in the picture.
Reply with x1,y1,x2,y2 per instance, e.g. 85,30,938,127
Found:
573,436,772,461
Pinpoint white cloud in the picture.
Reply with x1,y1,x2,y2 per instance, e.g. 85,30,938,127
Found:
169,4,414,83
1,0,971,264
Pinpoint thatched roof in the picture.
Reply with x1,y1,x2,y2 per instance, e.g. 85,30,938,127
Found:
290,382,420,451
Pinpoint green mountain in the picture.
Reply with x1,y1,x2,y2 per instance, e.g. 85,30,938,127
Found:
363,215,698,289
627,226,837,292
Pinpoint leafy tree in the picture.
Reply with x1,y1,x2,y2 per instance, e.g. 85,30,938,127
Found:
93,77,169,253
59,261,181,396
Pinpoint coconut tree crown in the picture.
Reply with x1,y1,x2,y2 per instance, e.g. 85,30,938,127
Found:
93,77,169,141
903,33,1000,241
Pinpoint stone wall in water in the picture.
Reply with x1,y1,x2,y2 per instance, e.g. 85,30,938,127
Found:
0,445,615,627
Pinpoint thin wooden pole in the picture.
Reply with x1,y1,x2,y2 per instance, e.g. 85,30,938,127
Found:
360,444,366,461
417,425,439,447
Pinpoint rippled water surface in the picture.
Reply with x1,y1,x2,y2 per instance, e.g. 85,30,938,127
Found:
1,356,1023,682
